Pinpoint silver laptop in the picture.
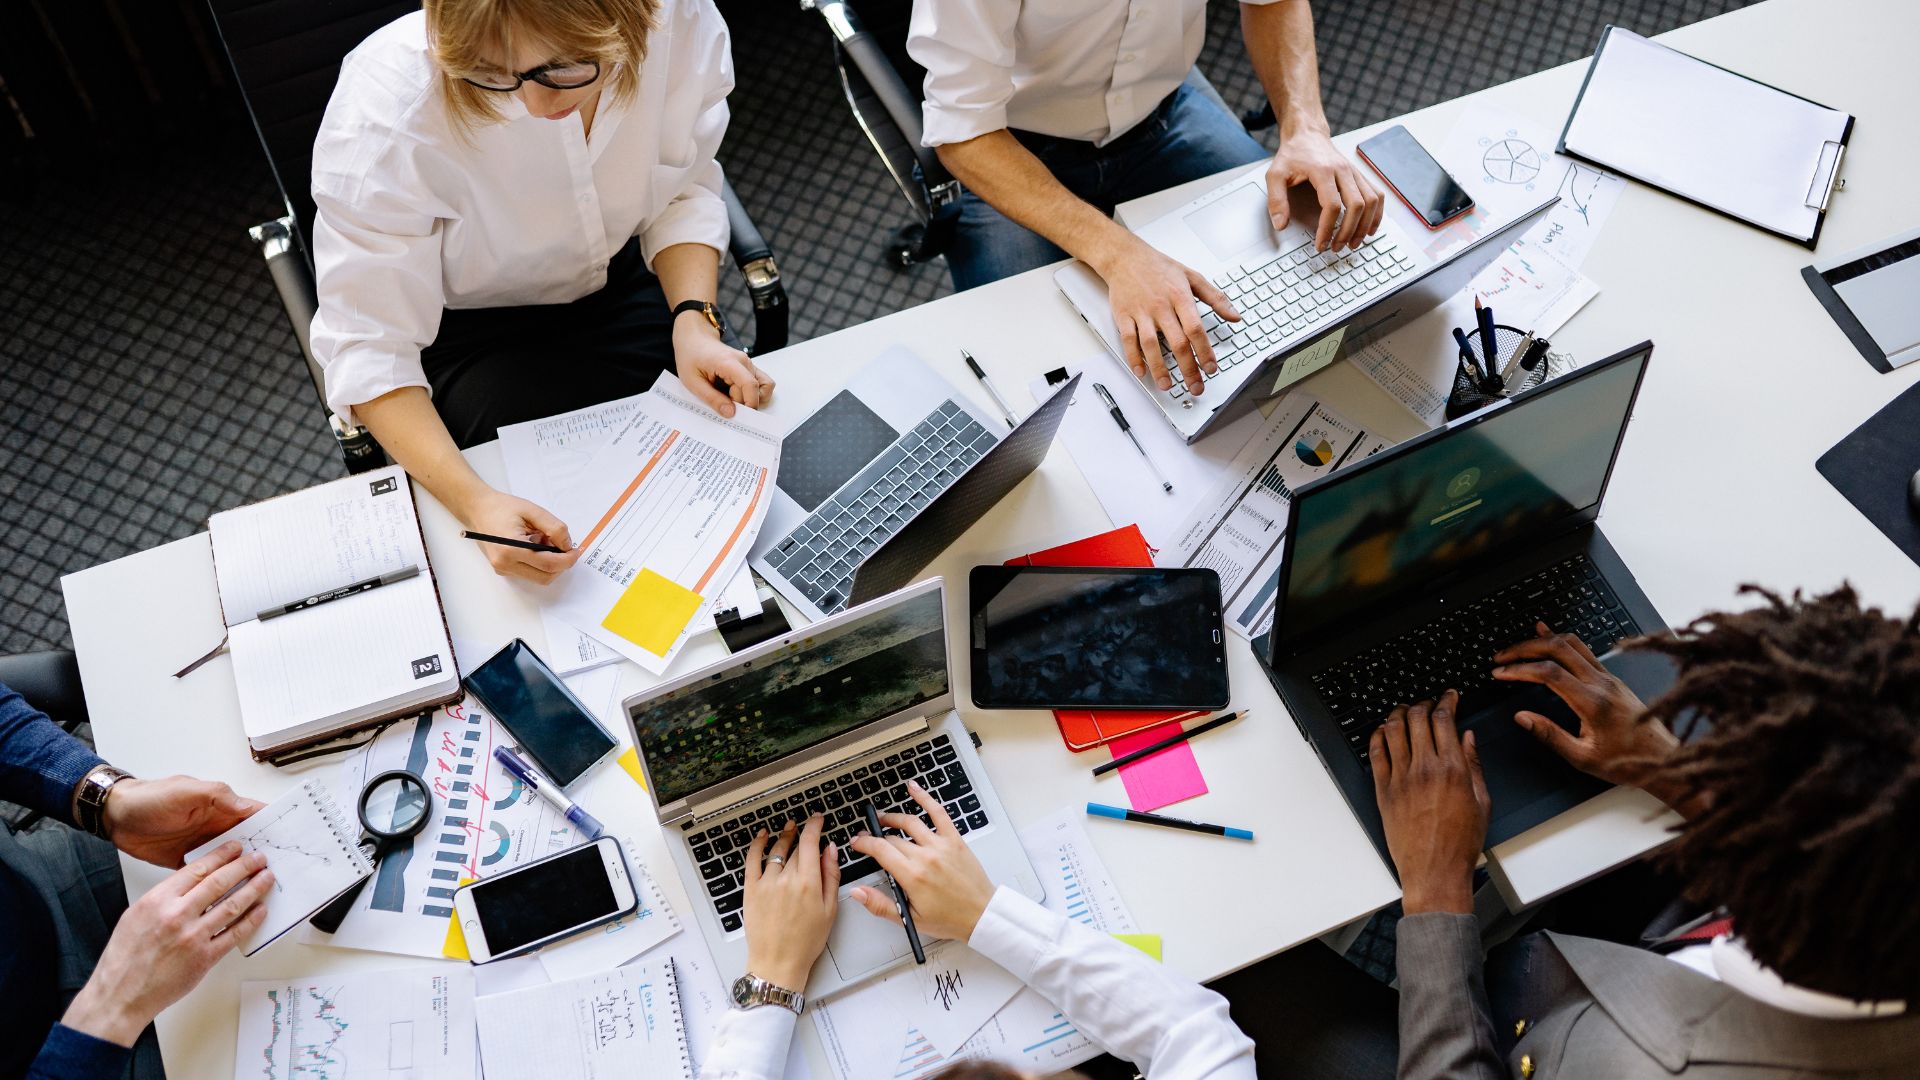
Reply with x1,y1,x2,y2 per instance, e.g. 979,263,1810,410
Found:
1056,163,1556,443
749,349,1079,623
620,577,1043,998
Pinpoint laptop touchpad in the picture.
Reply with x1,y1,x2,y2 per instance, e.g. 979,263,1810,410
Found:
778,391,900,512
826,891,913,979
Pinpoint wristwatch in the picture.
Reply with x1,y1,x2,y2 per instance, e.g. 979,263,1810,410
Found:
671,299,728,336
73,764,134,840
730,972,805,1016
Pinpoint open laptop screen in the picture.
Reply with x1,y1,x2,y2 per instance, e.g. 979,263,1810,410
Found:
630,588,948,804
1275,345,1650,650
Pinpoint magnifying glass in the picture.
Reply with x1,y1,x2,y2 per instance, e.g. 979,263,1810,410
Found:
309,769,433,933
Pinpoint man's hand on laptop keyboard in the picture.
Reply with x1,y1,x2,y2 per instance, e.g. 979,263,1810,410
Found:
847,781,997,942
1492,623,1690,813
741,815,839,992
1265,128,1384,253
1092,232,1240,398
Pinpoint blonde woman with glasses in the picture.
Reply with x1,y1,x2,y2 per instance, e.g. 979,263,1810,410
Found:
310,0,772,584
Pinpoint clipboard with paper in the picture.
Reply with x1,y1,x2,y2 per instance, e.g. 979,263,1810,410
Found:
1557,25,1852,248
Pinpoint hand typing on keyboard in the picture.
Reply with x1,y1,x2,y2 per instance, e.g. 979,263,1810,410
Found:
740,815,839,992
1088,231,1241,398
1264,130,1386,253
845,780,998,942
1492,623,1687,809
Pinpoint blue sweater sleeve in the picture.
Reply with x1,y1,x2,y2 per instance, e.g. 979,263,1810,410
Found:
27,1024,133,1079
0,682,105,826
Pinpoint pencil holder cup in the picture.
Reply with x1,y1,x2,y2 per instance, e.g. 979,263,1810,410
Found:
1445,324,1553,420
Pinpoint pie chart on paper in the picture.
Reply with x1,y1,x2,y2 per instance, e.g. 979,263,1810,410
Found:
1295,437,1335,466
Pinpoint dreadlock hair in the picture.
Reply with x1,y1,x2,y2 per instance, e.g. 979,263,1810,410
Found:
1627,584,1920,1003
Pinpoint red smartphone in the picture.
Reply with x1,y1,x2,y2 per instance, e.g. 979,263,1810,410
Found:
1357,124,1475,229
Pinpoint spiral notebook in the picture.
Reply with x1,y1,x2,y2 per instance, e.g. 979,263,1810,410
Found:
184,777,374,957
476,959,691,1080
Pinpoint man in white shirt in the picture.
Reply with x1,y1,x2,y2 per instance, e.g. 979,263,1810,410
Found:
310,0,773,584
908,0,1383,400
1372,591,1920,1078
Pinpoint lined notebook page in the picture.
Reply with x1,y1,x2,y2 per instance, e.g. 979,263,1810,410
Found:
476,960,691,1080
1562,28,1848,240
185,778,372,956
210,464,426,623
229,575,456,746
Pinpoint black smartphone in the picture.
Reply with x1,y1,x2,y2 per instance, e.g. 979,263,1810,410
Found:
462,639,617,788
452,836,637,963
968,566,1230,711
1356,124,1475,229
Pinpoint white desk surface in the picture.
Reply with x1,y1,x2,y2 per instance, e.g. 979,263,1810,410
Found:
60,0,1920,1073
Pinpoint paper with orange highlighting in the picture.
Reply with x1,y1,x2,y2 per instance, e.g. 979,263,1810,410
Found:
548,375,781,674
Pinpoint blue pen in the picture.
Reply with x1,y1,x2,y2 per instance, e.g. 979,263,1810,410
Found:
1086,802,1253,841
493,746,605,839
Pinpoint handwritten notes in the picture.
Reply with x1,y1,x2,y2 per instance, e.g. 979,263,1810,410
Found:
476,961,690,1080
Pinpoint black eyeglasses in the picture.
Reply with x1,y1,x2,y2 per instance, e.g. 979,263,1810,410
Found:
462,59,601,92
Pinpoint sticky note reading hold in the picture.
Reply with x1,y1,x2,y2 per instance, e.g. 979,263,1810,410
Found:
603,568,705,658
1113,933,1163,961
1273,326,1346,395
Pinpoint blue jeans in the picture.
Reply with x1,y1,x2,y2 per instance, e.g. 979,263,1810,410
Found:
946,71,1269,291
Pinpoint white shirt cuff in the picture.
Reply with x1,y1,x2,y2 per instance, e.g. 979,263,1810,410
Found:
965,885,1058,979
920,101,1011,148
641,191,731,268
319,340,431,430
697,1003,797,1080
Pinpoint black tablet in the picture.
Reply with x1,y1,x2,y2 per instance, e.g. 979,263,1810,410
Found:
968,566,1229,711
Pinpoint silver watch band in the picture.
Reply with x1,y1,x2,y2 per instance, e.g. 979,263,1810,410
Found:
732,973,806,1016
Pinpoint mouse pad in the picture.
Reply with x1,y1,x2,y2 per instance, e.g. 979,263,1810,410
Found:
1816,379,1920,569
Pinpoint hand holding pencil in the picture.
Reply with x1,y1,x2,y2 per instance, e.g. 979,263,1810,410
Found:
459,488,580,585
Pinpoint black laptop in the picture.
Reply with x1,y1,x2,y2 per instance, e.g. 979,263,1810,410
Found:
1253,341,1676,867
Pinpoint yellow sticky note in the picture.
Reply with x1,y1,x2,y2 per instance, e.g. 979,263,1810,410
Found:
603,569,704,658
617,746,648,790
1113,933,1162,961
1272,326,1346,394
442,877,479,960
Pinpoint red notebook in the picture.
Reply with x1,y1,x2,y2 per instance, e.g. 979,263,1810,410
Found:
1005,525,1208,752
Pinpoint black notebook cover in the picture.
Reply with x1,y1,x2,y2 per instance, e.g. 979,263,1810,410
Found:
1816,381,1920,566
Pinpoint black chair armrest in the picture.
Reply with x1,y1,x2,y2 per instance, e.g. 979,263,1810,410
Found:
0,650,87,734
804,0,955,193
721,179,789,356
247,217,385,472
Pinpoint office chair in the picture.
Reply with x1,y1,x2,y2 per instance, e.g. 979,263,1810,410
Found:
0,650,87,834
799,0,963,270
205,0,789,474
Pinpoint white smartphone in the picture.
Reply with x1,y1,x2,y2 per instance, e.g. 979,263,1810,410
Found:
452,836,638,963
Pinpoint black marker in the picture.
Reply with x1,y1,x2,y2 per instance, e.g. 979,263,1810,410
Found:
864,802,926,964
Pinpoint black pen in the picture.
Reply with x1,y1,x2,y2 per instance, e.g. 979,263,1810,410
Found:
461,530,566,554
1451,328,1485,384
1092,382,1173,493
961,350,1018,428
863,802,926,963
1091,710,1243,776
257,565,419,622
1473,296,1500,380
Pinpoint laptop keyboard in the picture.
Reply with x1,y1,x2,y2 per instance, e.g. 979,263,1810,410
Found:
763,401,995,614
1309,554,1642,764
1162,234,1416,398
684,732,990,934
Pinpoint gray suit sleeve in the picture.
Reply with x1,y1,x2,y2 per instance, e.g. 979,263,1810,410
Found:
1395,912,1505,1080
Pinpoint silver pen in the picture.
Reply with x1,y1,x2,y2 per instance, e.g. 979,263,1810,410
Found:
1499,331,1536,389
961,350,1018,428
1093,382,1173,493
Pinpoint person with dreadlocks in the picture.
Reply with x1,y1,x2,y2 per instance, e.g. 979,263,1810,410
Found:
1372,585,1920,1079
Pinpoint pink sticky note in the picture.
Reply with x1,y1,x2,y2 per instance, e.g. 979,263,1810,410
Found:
1109,721,1209,812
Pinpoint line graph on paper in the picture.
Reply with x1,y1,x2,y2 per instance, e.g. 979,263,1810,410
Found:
257,984,352,1080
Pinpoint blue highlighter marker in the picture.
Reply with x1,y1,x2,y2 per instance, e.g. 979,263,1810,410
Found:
493,745,605,839
1086,802,1253,841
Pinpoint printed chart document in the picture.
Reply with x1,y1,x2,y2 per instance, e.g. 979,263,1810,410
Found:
186,778,373,956
235,967,476,1080
813,807,1141,1080
544,375,781,674
1164,394,1393,640
476,961,692,1080
302,697,677,966
1437,103,1627,270
499,393,762,675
